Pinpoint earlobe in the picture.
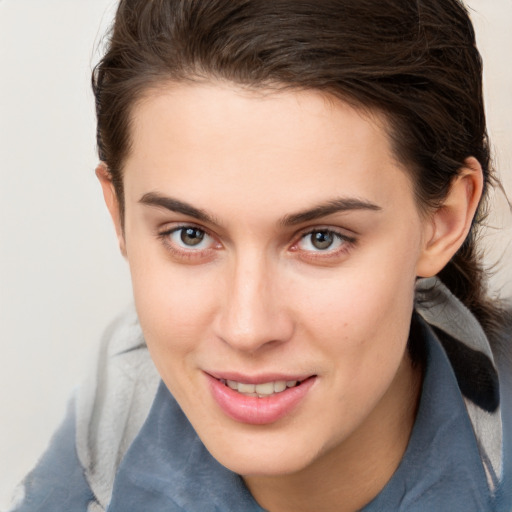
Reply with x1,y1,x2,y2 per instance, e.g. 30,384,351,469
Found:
95,162,127,257
416,157,484,277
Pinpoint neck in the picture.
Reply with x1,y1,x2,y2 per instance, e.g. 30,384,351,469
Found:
244,355,423,512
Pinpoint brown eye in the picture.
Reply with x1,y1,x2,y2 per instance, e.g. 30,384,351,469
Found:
180,227,205,246
164,226,213,250
297,229,347,253
311,230,334,250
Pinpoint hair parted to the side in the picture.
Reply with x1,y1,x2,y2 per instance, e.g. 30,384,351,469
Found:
92,0,505,344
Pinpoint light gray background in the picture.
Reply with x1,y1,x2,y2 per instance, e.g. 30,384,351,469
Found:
0,0,511,508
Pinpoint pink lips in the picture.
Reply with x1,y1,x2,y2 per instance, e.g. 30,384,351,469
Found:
206,373,316,425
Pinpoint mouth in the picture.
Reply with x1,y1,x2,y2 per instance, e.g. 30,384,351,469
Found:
207,373,317,424
218,378,306,398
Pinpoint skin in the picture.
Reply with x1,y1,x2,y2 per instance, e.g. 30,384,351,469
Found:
98,82,483,512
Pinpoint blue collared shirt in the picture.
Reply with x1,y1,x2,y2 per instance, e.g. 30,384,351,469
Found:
14,324,502,512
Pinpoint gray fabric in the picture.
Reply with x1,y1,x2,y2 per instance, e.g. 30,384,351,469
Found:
493,308,512,509
416,277,494,359
10,277,510,511
416,278,503,493
95,315,495,511
75,308,160,509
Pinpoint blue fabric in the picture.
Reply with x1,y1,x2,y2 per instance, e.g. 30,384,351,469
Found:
13,325,502,511
362,323,491,511
106,383,264,512
107,325,492,512
12,400,95,512
495,347,512,512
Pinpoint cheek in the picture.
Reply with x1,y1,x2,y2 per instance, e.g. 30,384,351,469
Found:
127,246,218,360
130,265,221,407
291,236,419,407
296,252,418,347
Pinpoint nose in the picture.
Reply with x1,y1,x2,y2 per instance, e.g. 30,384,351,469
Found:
214,251,294,353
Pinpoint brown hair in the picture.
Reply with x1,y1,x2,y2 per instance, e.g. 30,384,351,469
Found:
92,0,504,343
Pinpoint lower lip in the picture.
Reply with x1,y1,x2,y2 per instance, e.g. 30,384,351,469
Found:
206,374,316,425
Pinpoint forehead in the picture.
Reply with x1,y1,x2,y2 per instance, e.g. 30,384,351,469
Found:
123,81,413,217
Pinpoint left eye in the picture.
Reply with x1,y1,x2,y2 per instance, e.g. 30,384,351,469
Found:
297,229,346,252
167,227,213,249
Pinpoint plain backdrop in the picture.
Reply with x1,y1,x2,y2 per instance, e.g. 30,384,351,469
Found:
0,0,511,508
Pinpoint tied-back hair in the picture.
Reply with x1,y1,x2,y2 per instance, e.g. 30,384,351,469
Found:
92,0,507,346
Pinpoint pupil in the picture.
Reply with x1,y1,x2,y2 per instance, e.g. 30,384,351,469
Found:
181,228,204,246
312,231,333,250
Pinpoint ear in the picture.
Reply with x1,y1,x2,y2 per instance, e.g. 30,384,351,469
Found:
96,162,127,257
416,157,484,277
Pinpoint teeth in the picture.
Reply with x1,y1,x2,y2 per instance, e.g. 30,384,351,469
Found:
223,379,299,397
238,382,256,394
274,381,287,393
255,382,274,395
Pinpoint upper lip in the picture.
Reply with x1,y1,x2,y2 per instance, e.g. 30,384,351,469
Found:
205,371,314,384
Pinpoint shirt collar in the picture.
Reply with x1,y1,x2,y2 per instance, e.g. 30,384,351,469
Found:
107,278,497,512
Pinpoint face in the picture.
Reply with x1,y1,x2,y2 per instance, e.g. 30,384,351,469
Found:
111,82,431,477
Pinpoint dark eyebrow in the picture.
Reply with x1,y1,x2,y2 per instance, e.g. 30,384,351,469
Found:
139,192,220,225
139,192,380,227
280,198,382,226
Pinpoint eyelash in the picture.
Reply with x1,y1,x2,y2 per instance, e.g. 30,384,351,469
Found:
157,225,357,262
157,224,220,261
291,228,356,261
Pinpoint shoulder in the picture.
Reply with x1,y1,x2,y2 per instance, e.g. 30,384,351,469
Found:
10,309,160,512
8,399,94,512
75,307,161,509
415,280,512,510
491,304,512,511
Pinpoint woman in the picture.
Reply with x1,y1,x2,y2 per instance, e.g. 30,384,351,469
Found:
12,0,511,511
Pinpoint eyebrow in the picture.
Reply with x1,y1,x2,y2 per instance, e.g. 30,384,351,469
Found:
280,198,382,226
139,192,381,227
139,192,220,225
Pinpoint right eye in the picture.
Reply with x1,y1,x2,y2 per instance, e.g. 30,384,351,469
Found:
163,226,215,251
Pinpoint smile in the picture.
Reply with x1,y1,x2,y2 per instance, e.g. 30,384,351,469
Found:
207,373,317,424
219,379,299,397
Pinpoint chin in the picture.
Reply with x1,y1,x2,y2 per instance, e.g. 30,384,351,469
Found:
198,424,326,477
219,448,318,477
